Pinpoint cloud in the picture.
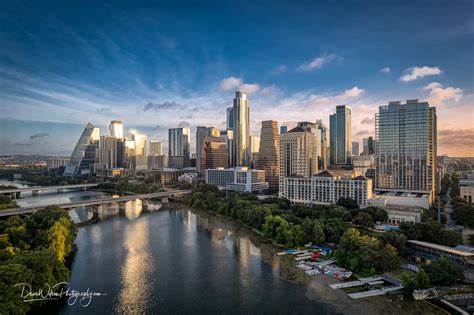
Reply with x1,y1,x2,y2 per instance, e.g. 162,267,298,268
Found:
219,76,260,94
272,65,288,74
143,101,184,111
360,117,374,125
261,85,278,96
438,129,474,148
380,67,390,74
423,82,463,105
298,54,338,71
400,66,442,82
355,130,370,136
177,121,191,128
357,104,373,113
342,86,365,98
29,133,49,139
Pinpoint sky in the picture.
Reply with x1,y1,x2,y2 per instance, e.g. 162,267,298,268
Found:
0,0,473,156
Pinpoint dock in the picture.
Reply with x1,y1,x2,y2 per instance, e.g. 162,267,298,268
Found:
330,276,383,289
348,285,404,299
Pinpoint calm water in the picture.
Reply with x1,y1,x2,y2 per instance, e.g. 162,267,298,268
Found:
56,205,338,314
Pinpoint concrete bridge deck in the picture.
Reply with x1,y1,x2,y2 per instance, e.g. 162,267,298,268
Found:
0,190,189,217
0,183,100,194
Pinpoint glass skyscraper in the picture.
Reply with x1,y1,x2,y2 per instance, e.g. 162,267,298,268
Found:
64,122,100,176
168,127,191,169
375,99,437,201
232,91,250,167
329,105,351,167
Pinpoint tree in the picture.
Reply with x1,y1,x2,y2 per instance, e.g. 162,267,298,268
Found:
336,198,359,210
402,269,430,297
353,212,374,229
423,257,464,286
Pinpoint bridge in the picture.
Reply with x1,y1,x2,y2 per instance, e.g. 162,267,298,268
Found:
1,183,100,197
0,190,190,217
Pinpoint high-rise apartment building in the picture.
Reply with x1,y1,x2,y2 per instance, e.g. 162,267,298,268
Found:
169,127,191,169
226,107,234,130
315,119,328,170
280,126,288,135
232,91,250,167
128,130,148,170
258,120,280,189
352,141,360,157
375,99,437,202
196,126,220,175
109,120,123,139
249,135,260,169
330,105,352,167
279,126,318,197
199,137,229,176
149,140,163,156
297,122,322,165
64,122,100,176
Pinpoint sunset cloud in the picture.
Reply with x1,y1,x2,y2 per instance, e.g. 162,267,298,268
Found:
400,66,442,82
424,82,463,105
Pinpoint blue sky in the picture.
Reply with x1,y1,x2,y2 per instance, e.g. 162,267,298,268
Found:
1,0,473,156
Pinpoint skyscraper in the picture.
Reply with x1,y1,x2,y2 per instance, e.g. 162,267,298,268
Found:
329,105,352,167
109,120,123,139
279,126,318,195
280,126,288,134
99,135,118,169
196,126,220,176
362,137,375,155
352,141,359,157
169,127,191,169
232,91,250,167
226,107,234,130
220,129,235,167
315,119,328,170
129,130,148,170
258,120,280,189
199,137,229,176
64,122,100,176
249,135,260,168
375,99,437,202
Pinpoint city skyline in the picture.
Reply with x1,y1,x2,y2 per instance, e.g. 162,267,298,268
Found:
1,1,473,157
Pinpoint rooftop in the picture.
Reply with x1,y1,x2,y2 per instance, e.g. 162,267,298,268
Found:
408,240,474,257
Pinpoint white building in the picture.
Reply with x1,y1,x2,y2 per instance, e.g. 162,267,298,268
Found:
205,167,268,193
280,170,373,207
47,157,70,171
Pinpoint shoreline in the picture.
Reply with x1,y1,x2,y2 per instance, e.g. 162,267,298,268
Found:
170,201,445,315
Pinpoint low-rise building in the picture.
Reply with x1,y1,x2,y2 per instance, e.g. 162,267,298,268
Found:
47,157,70,171
460,178,474,204
205,167,268,193
369,191,430,209
408,240,474,281
385,207,422,225
145,168,196,185
279,170,372,207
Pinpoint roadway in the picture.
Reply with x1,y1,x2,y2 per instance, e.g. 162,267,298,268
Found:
0,190,190,217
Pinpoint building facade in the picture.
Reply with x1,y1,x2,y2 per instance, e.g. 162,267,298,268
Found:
220,129,235,168
196,126,220,176
315,119,328,170
329,105,352,167
205,167,268,193
258,120,280,189
149,140,163,155
375,100,437,203
47,157,70,171
199,137,229,176
99,135,118,169
168,127,191,169
109,120,123,139
232,91,250,167
362,137,375,155
64,122,100,176
280,171,372,207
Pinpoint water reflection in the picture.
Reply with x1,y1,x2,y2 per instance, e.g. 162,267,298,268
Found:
116,218,153,313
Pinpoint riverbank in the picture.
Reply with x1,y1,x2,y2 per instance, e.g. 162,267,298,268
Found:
171,202,444,315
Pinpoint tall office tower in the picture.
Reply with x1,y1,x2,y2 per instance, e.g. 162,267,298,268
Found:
329,105,352,167
64,122,100,176
258,120,280,189
149,140,163,155
99,135,118,169
116,138,126,168
376,99,437,202
315,119,328,170
199,137,229,176
196,126,220,176
109,120,123,139
220,129,235,167
362,137,375,155
279,126,318,189
129,130,148,170
168,127,191,169
280,126,288,135
249,135,260,168
232,91,250,166
226,107,234,129
352,141,360,157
